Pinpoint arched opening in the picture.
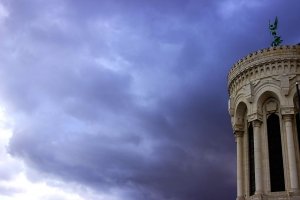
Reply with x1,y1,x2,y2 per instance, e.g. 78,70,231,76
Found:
235,102,247,127
248,122,255,196
257,91,285,192
267,113,285,192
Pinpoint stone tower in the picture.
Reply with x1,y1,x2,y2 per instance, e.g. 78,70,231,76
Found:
228,45,300,200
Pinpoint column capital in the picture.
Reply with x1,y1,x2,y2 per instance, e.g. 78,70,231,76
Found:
253,120,262,127
281,106,295,115
233,124,244,132
248,112,263,122
282,114,293,122
234,131,243,138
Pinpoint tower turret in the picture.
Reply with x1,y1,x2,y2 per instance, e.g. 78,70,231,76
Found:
228,45,300,200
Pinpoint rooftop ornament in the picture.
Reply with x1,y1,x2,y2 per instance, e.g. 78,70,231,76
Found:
269,16,283,47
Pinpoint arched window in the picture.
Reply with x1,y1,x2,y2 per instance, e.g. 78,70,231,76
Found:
248,122,255,196
267,113,285,192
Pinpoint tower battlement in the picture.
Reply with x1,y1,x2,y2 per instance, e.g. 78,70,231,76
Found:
228,45,300,98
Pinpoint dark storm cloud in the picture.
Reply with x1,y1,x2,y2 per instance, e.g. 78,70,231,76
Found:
1,0,300,199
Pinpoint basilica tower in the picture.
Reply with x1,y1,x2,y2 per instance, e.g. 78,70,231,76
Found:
228,45,300,200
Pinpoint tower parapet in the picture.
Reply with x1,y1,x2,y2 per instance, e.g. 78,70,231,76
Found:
228,45,300,98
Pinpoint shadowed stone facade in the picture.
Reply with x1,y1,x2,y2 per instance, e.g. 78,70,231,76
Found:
228,45,300,200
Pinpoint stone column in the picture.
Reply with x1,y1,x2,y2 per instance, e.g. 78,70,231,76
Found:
253,120,263,194
283,114,299,191
235,131,244,199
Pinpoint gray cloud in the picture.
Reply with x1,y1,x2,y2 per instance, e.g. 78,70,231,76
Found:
0,0,300,199
0,185,23,196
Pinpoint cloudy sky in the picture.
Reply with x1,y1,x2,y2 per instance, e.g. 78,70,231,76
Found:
0,0,299,200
